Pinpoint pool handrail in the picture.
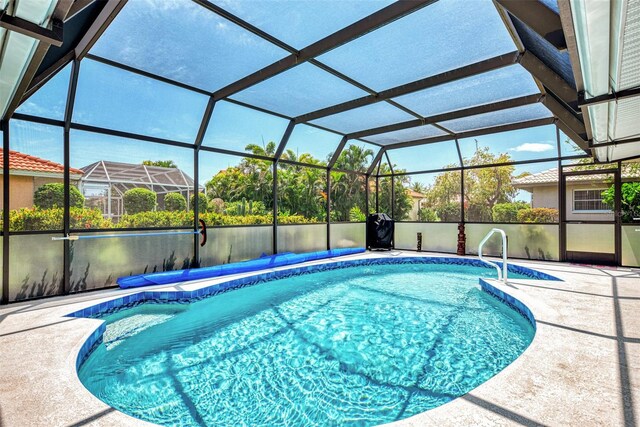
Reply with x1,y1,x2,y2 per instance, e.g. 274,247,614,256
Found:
478,228,508,283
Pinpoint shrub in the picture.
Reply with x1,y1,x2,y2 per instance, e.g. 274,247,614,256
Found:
8,207,111,231
492,202,530,222
277,214,316,224
119,210,193,228
349,206,366,222
70,207,113,229
9,207,62,231
417,207,438,222
436,203,460,222
123,188,156,214
517,207,559,223
190,193,208,213
164,192,187,211
33,183,84,209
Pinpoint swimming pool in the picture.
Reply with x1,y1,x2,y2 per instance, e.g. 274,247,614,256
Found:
77,259,540,426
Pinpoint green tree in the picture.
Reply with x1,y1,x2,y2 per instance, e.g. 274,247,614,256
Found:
329,145,373,221
422,169,461,222
463,147,517,221
164,192,187,211
277,161,326,221
411,182,427,194
332,144,374,173
204,142,275,213
142,160,177,168
123,188,156,214
603,181,640,222
375,163,412,220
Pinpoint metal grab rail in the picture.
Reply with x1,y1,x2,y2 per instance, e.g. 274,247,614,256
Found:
478,228,508,283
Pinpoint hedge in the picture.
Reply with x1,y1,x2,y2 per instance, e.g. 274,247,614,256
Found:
119,210,193,228
3,208,319,231
517,207,559,223
7,207,111,231
115,211,316,228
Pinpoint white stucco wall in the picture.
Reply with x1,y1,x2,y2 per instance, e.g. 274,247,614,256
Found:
527,183,614,221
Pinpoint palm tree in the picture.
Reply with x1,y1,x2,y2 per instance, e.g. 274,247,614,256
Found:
411,182,427,194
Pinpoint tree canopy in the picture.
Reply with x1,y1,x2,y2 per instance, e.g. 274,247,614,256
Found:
142,160,177,168
417,147,517,222
205,143,377,222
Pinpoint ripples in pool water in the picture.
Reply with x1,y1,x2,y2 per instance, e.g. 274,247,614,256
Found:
79,262,534,427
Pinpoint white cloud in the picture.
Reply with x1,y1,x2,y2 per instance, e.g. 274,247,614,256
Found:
510,143,554,153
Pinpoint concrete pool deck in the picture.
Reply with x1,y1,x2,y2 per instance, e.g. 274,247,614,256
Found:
0,251,638,426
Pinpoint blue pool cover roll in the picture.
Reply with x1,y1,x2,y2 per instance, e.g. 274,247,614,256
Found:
117,247,366,289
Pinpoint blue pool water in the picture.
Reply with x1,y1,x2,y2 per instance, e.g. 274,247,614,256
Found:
78,262,535,427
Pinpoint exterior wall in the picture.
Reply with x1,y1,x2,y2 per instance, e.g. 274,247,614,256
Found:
528,183,614,221
530,184,558,210
407,197,423,221
0,175,76,210
0,175,34,210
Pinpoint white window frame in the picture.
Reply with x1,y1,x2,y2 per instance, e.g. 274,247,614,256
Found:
572,188,612,213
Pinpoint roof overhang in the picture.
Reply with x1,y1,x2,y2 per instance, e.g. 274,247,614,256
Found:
2,169,81,179
568,0,640,162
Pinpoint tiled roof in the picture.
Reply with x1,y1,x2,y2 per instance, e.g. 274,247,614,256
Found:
406,189,425,198
0,149,83,175
513,168,559,185
514,164,640,186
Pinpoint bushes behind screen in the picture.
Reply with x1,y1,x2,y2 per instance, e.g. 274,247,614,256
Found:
34,183,84,209
123,188,157,214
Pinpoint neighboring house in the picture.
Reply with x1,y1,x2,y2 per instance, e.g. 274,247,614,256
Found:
514,166,640,221
406,189,426,221
0,149,83,210
79,160,202,221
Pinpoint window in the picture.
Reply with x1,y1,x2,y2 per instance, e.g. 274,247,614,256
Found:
573,189,611,212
